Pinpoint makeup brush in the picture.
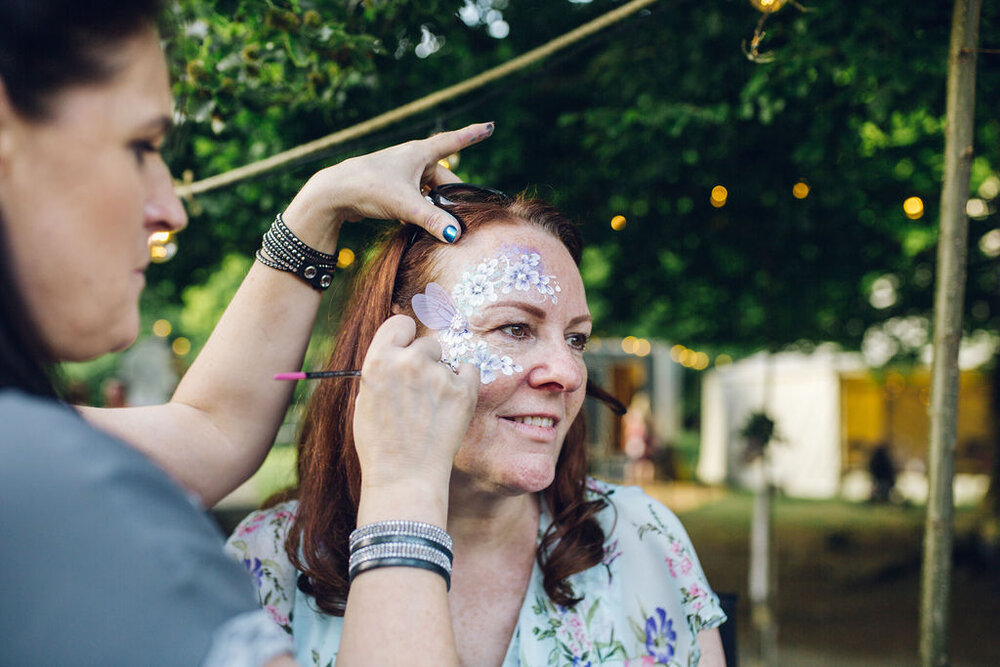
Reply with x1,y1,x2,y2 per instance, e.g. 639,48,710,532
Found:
273,370,362,381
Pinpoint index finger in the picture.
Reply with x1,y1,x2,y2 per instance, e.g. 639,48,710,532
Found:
422,122,495,163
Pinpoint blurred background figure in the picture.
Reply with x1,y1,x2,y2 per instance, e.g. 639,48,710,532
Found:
868,441,897,504
623,391,657,485
101,378,128,409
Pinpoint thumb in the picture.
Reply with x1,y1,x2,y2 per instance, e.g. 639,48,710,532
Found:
366,315,418,360
401,191,462,244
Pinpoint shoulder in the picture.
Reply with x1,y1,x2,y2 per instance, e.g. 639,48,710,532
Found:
0,390,164,494
225,500,299,635
0,391,262,664
226,500,298,557
584,477,686,534
583,478,727,633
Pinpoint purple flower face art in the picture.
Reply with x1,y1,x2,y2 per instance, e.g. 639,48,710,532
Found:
411,244,561,384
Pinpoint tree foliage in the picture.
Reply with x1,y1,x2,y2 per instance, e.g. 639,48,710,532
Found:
143,0,998,363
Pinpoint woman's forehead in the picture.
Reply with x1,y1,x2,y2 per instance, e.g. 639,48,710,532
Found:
433,224,572,284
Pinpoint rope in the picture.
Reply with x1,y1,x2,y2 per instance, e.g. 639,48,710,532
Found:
175,0,660,199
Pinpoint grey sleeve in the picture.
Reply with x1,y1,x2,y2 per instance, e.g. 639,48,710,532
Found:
0,394,286,667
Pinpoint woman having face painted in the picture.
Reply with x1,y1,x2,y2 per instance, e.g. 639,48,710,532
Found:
0,1,486,664
228,187,729,666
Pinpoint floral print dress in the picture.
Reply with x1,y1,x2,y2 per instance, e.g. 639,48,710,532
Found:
225,479,726,666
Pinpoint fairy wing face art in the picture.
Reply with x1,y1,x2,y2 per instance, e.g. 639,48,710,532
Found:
412,282,461,331
411,244,561,385
412,282,474,365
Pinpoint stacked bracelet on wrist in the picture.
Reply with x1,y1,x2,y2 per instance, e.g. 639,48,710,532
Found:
256,212,337,291
348,520,454,590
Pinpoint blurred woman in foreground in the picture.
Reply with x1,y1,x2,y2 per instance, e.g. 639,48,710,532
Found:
0,0,487,663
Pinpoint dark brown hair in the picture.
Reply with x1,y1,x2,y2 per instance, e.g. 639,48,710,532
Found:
276,192,609,615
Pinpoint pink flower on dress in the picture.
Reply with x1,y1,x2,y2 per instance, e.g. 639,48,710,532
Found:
679,556,693,576
624,655,655,666
688,582,706,599
236,512,268,536
265,605,289,627
666,557,677,578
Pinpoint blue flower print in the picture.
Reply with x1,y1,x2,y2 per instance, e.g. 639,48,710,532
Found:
242,557,264,588
644,607,676,663
571,657,592,667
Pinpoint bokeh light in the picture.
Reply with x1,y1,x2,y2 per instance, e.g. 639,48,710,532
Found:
152,319,172,338
710,185,728,208
172,337,191,356
337,247,355,268
903,196,924,220
634,338,651,357
750,0,789,13
980,229,1000,258
148,231,178,263
792,181,810,199
611,214,627,231
621,336,637,354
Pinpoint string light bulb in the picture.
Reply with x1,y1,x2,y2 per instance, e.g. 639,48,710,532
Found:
148,231,177,263
710,185,728,208
749,0,788,13
903,196,924,220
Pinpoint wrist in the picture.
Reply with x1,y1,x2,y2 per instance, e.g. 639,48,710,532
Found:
357,478,450,529
282,177,346,254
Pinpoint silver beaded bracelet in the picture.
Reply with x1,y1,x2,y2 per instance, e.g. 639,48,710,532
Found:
347,520,454,589
256,213,337,291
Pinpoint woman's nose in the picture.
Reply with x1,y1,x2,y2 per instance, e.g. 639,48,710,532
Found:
144,158,187,233
526,341,585,394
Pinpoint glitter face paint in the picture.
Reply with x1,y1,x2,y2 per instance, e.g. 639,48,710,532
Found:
411,244,561,384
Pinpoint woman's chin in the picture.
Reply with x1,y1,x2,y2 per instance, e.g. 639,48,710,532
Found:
499,460,557,495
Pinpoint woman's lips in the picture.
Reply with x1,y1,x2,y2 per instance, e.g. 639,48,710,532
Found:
500,414,560,440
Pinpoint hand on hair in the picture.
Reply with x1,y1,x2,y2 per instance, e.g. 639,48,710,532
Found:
282,123,494,249
353,315,478,524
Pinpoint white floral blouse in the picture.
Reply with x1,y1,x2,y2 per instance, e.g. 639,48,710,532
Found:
225,479,726,666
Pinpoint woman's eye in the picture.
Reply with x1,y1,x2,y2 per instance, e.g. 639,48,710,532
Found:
130,140,159,165
500,324,531,339
567,333,590,351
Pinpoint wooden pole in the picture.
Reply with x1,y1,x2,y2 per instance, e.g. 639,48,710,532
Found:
920,1,981,665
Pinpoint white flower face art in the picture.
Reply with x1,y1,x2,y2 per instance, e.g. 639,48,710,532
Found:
411,244,562,384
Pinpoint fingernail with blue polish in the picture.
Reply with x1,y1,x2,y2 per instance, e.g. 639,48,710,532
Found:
443,225,458,243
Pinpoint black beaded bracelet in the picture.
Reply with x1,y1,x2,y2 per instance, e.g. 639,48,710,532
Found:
348,556,452,590
256,213,337,291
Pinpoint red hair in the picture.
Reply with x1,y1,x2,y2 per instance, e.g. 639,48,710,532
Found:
273,192,608,615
